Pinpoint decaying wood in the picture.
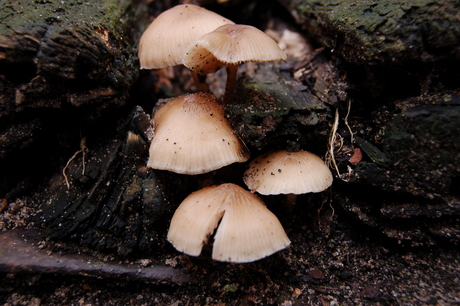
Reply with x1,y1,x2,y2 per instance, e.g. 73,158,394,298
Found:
0,0,149,210
34,106,172,257
1,1,460,304
279,0,460,65
0,0,146,159
274,0,460,246
0,228,194,284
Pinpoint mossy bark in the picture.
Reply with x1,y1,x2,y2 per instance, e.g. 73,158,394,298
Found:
0,0,146,159
0,0,147,197
225,60,340,153
279,0,460,65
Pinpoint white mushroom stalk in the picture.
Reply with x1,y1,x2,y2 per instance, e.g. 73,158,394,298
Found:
167,183,291,263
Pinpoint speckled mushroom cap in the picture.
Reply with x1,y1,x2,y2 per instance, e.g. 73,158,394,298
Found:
182,24,287,74
147,92,249,174
243,150,333,195
138,4,234,69
167,183,291,263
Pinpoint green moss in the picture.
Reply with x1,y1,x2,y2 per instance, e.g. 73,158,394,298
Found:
0,0,132,37
287,0,460,64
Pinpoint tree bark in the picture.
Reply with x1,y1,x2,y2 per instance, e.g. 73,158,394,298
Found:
0,0,148,197
0,0,146,159
279,0,460,65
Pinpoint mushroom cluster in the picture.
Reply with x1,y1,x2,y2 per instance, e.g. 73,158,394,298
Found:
138,4,286,101
138,4,333,263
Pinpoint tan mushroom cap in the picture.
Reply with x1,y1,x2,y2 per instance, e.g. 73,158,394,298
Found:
138,4,234,69
182,24,287,74
243,150,333,195
147,93,249,174
167,183,291,263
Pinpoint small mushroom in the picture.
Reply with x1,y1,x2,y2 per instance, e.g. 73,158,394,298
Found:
167,183,291,263
147,92,249,174
182,24,287,104
243,150,333,205
138,4,234,91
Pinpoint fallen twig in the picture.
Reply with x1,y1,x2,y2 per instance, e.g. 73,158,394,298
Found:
0,229,194,284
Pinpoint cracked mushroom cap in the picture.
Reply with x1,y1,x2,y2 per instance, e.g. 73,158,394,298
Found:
147,92,249,174
182,24,287,74
138,4,234,69
243,150,333,195
167,183,291,263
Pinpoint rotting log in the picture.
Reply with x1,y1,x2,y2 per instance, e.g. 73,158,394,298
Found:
0,0,145,150
278,0,460,100
275,0,460,246
279,0,460,65
32,107,176,257
226,56,343,154
0,0,147,196
2,0,459,263
331,92,460,247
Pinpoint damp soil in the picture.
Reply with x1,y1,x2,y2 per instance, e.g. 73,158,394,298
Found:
1,191,459,305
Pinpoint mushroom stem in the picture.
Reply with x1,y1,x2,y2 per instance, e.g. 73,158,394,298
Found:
285,194,298,210
223,63,238,105
191,70,210,92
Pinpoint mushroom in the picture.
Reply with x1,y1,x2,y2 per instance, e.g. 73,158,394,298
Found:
167,183,291,263
182,24,287,104
147,92,249,174
243,150,333,206
138,4,234,91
